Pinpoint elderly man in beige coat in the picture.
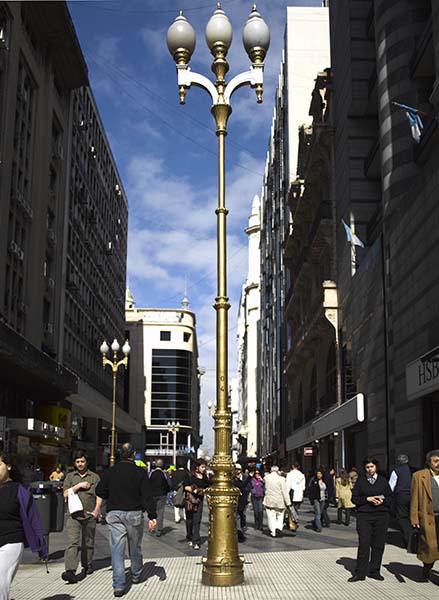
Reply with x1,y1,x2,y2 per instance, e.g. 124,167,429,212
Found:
263,466,291,537
410,449,439,581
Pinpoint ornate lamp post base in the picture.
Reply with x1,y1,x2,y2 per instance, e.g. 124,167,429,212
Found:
202,489,244,586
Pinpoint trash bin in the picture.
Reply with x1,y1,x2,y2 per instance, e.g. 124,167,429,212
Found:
30,481,65,534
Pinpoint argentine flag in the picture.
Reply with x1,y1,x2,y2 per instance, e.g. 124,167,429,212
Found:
342,220,365,248
392,101,425,143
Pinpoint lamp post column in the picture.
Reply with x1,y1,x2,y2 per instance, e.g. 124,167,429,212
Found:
166,4,269,587
100,339,131,467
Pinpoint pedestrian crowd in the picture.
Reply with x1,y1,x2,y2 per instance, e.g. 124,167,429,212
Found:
1,446,439,598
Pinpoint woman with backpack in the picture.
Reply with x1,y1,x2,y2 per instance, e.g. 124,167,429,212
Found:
0,451,47,600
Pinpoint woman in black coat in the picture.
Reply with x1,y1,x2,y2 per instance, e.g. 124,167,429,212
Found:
348,456,392,582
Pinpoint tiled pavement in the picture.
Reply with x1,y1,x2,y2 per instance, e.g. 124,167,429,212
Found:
12,505,439,599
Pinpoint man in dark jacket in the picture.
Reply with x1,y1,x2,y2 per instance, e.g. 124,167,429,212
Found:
233,464,250,542
388,453,415,547
349,456,392,582
149,458,171,537
96,443,157,597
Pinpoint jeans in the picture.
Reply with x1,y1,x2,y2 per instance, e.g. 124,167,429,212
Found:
251,496,264,529
153,495,167,534
106,510,144,590
0,542,23,600
337,507,351,525
185,501,204,545
313,499,329,531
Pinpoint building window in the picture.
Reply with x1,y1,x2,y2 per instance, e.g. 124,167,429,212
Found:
150,349,192,426
160,331,171,341
183,332,191,343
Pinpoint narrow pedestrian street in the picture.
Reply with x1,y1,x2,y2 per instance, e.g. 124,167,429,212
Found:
13,504,439,600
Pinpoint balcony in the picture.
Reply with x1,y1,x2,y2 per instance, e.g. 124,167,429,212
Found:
410,19,433,79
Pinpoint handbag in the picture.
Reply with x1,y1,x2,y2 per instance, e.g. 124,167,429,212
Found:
173,484,185,508
184,488,202,513
67,488,86,520
407,527,420,554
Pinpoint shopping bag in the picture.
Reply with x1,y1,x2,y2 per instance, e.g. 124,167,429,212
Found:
67,488,85,520
287,507,297,531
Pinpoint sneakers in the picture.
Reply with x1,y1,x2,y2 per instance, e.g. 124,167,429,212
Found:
188,540,193,547
193,544,200,550
113,589,125,597
61,570,78,584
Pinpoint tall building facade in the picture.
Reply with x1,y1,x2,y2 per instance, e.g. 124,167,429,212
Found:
284,0,439,472
0,2,137,473
125,293,201,466
236,195,261,459
259,6,330,463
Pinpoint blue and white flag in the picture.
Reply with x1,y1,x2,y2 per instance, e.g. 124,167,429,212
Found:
342,220,365,248
392,101,425,143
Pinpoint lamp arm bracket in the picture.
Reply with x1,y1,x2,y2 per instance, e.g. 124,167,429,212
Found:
224,64,264,104
177,65,218,103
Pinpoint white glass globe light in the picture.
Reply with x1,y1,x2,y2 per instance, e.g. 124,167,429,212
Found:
167,12,196,60
122,340,131,356
111,338,120,353
205,4,233,51
242,5,270,58
100,340,109,355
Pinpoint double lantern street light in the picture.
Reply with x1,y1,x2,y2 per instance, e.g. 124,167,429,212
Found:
167,3,269,587
167,420,180,465
100,338,131,467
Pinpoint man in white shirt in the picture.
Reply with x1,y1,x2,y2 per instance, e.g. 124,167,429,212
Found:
286,463,306,525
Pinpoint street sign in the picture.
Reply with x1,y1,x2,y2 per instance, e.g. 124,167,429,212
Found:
304,447,313,456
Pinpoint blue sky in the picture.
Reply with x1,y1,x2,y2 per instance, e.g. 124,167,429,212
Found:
68,0,323,453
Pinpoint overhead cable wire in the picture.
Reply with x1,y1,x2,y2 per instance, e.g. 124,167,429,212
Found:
87,55,265,177
70,0,236,14
86,52,264,162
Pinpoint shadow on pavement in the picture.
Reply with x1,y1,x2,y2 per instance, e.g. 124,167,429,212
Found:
137,560,167,582
39,596,75,600
385,530,405,549
384,562,439,585
336,557,356,575
92,556,112,571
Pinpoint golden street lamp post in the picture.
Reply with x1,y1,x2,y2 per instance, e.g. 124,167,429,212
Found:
167,420,180,465
100,338,131,466
167,3,269,587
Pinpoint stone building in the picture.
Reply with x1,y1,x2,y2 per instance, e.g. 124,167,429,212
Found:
284,0,439,471
259,6,330,463
236,195,261,460
125,292,201,466
0,2,136,473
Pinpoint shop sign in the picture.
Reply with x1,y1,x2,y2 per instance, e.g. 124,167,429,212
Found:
304,447,313,456
406,346,439,401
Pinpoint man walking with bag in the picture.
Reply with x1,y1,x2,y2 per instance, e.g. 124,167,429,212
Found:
61,451,101,584
96,443,157,597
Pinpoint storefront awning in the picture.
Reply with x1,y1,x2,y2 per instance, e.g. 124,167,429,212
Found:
7,418,65,440
67,379,142,434
286,393,364,451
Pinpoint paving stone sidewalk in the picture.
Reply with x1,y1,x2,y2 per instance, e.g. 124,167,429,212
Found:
12,544,439,600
